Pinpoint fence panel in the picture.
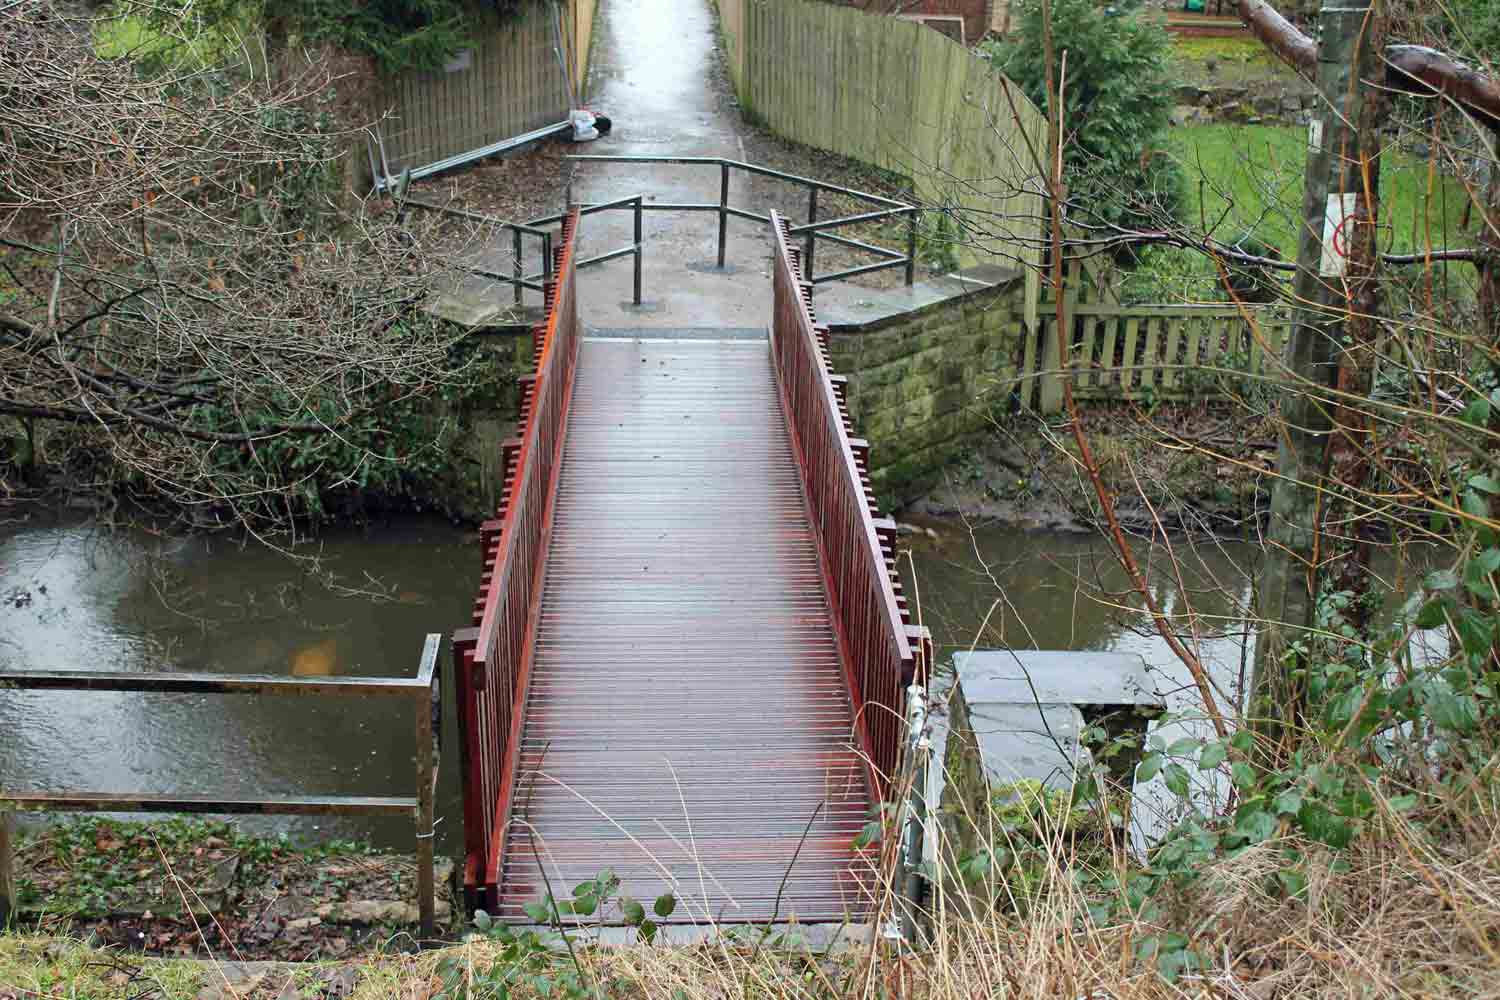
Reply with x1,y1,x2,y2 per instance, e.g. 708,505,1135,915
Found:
717,0,1046,277
376,6,571,178
1033,304,1286,404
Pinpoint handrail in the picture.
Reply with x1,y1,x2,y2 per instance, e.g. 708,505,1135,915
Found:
767,210,929,798
567,155,920,287
406,197,641,308
0,633,444,934
453,207,581,911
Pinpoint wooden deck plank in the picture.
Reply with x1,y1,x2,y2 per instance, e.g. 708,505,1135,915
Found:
496,335,876,926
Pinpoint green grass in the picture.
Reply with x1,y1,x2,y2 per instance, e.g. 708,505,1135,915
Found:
1169,35,1282,71
1167,35,1295,85
1172,124,1473,256
1125,124,1478,302
93,10,251,70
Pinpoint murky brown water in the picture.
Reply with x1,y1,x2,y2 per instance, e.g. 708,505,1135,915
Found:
1,516,476,852
2,512,1437,852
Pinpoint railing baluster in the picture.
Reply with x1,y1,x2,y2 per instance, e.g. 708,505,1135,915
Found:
766,211,920,799
464,208,581,906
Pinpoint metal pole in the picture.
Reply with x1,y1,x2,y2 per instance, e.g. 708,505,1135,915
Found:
718,162,731,269
904,209,918,286
543,234,554,281
512,229,523,307
0,809,13,929
898,683,929,942
805,187,819,286
415,633,440,937
633,197,644,306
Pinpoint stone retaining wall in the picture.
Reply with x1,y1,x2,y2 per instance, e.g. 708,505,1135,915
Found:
824,271,1028,505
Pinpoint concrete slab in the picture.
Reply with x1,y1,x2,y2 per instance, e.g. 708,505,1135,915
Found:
963,701,1089,789
922,650,1166,873
814,264,1022,331
950,649,1164,711
504,921,877,952
587,326,767,340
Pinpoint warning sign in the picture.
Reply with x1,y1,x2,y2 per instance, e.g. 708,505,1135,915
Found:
1320,192,1359,277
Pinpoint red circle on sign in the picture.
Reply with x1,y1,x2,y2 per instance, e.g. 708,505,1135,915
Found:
1330,208,1356,259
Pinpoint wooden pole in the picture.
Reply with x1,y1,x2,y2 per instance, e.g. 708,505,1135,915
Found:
1,809,14,929
1251,0,1385,755
415,633,441,938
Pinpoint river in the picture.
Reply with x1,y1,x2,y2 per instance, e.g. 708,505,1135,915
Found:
1,513,1431,854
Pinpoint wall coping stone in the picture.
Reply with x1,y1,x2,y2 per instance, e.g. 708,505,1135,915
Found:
816,264,1024,334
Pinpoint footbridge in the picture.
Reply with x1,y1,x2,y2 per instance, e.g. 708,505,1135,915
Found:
451,208,931,927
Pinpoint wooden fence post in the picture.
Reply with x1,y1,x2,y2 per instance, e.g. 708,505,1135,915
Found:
1038,256,1075,414
1,809,14,929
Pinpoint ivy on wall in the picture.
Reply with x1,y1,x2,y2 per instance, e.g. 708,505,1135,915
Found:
131,0,546,75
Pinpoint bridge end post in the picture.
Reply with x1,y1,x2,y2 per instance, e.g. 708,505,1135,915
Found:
0,807,13,930
718,162,731,268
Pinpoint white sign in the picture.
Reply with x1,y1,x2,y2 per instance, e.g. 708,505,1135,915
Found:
1320,192,1359,277
1308,118,1324,152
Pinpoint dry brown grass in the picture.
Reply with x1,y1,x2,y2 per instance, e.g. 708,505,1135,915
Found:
5,785,1500,999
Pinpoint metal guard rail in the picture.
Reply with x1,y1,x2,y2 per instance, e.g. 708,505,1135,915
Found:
0,633,444,934
453,207,581,911
568,155,920,287
767,211,931,797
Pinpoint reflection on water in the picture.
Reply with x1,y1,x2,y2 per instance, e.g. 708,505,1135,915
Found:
1,511,1446,854
901,520,1262,844
900,519,1449,845
0,516,475,851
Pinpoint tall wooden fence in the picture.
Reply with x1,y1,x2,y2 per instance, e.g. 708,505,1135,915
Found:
711,0,1285,413
375,3,583,178
714,0,1047,300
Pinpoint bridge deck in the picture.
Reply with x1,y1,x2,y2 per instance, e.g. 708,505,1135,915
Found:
496,332,874,925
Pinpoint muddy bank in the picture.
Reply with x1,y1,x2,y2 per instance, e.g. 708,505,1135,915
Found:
8,818,456,961
905,401,1277,536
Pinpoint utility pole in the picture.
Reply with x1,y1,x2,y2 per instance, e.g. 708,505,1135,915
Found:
1250,0,1385,755
0,810,13,929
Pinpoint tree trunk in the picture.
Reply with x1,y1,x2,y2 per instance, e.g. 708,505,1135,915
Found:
1250,1,1386,758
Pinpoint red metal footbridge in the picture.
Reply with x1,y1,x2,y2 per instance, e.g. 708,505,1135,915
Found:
451,208,930,926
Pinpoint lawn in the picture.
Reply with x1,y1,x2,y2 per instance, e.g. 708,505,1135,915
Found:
1167,35,1292,86
1123,123,1478,302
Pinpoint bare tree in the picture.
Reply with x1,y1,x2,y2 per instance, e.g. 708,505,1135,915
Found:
0,4,482,536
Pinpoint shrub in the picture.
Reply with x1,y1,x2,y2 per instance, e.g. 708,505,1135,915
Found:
983,0,1183,229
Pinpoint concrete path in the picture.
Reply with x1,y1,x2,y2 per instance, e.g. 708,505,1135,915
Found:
570,0,776,329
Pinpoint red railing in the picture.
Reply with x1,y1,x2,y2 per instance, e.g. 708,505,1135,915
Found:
767,212,931,798
453,208,581,910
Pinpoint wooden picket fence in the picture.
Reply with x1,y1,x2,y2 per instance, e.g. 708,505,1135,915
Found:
1038,303,1290,406
1024,253,1290,411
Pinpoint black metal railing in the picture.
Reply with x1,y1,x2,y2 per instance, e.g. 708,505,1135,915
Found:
0,634,445,934
566,155,920,287
404,157,919,311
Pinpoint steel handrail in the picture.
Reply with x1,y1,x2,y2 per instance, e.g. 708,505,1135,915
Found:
566,155,920,287
0,633,444,934
767,210,928,798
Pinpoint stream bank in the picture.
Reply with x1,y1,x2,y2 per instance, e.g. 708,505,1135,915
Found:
905,399,1277,537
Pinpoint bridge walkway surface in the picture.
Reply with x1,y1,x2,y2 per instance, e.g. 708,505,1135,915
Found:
455,210,925,928
494,330,873,924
